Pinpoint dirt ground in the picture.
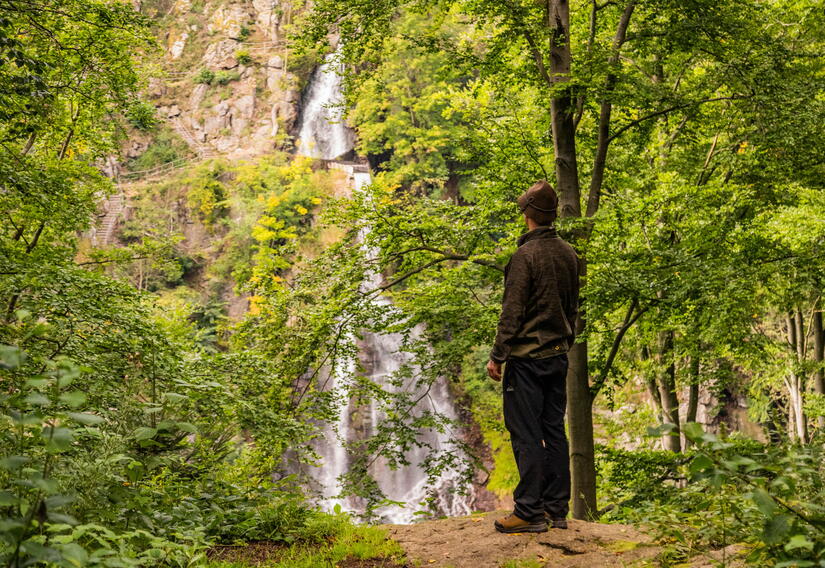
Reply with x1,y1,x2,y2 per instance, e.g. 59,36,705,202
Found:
387,510,660,568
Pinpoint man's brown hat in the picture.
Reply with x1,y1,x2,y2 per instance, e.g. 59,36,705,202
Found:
517,180,558,216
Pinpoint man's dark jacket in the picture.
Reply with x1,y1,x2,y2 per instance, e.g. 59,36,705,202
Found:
490,226,580,363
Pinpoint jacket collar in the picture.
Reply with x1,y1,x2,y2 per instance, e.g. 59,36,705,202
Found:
518,226,558,246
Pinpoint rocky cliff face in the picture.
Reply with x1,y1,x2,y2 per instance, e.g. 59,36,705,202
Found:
128,0,306,169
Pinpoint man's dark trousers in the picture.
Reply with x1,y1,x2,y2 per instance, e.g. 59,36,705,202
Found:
503,355,571,521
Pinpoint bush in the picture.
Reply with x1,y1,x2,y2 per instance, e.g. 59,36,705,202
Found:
236,25,251,41
595,444,686,519
124,128,189,173
194,68,215,85
632,424,825,567
235,49,252,65
214,70,241,85
126,100,158,130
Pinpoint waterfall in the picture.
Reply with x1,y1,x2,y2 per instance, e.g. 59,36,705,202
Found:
296,49,356,160
295,64,474,523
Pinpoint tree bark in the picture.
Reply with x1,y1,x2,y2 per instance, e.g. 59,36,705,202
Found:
814,309,824,429
656,330,681,452
547,0,596,520
684,355,700,449
795,308,808,442
548,0,581,219
784,311,807,443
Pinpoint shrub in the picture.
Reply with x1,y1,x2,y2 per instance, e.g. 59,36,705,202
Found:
214,70,241,85
596,444,686,519
124,128,189,173
194,68,215,85
235,49,252,65
126,100,158,130
632,424,825,567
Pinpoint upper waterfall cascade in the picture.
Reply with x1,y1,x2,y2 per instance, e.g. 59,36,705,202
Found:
296,50,356,160
295,62,474,524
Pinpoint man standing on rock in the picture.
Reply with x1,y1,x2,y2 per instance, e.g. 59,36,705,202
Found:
487,180,580,534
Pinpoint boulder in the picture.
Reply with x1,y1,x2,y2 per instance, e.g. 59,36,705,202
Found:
147,77,167,99
202,101,232,137
235,94,256,119
251,0,282,40
202,39,240,69
207,4,251,38
214,135,240,153
125,140,149,160
266,55,284,69
169,31,188,59
189,83,209,110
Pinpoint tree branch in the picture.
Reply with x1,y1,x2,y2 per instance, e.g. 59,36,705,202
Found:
607,96,747,144
591,297,647,396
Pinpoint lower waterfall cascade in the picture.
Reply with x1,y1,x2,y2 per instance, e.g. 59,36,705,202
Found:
294,53,474,524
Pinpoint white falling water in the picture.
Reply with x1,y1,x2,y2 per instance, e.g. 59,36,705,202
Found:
352,171,472,523
296,84,473,520
296,49,356,160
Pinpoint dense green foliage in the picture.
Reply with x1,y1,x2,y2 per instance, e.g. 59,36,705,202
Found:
597,427,825,566
0,2,379,565
2,0,825,565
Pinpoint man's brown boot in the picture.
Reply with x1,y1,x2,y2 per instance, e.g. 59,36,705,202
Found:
544,512,568,529
494,513,548,534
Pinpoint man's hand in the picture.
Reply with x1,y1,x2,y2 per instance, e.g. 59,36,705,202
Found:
486,360,502,381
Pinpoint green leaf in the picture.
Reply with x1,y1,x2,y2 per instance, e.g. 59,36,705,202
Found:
32,477,60,494
67,412,105,425
682,422,705,442
133,427,157,441
57,374,76,388
689,455,713,477
58,391,86,408
47,512,78,526
646,423,676,437
43,426,74,453
0,455,29,470
0,344,24,369
45,495,75,509
785,534,815,553
764,514,792,545
163,392,188,403
25,377,48,388
751,488,777,516
10,412,44,426
21,541,62,564
57,542,88,566
0,491,18,506
175,421,197,433
24,392,51,406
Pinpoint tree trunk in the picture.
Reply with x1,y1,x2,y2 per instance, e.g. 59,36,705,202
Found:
785,311,807,443
566,336,594,520
814,309,824,429
656,330,681,452
547,0,596,520
548,0,581,220
684,355,700,449
585,1,636,218
795,308,808,442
